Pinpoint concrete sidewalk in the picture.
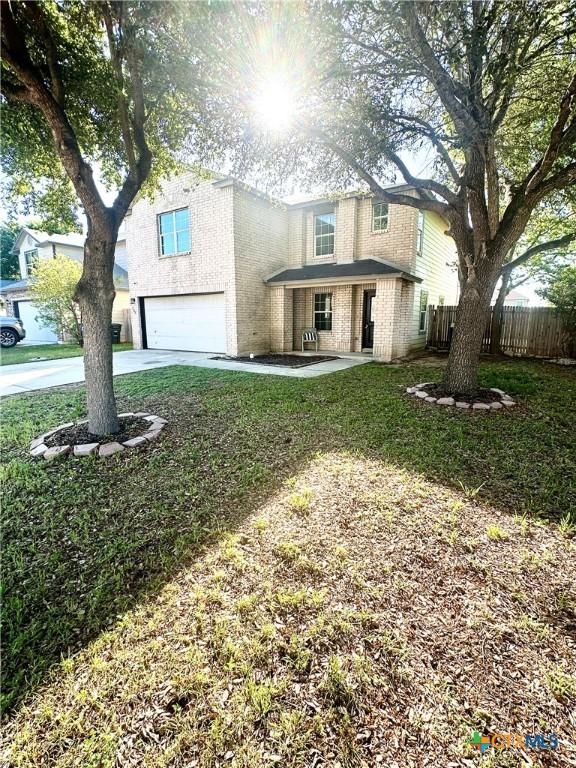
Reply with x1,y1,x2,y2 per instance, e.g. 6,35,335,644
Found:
0,349,371,397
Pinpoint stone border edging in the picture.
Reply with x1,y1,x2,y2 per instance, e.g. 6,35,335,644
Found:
406,383,516,411
29,412,167,461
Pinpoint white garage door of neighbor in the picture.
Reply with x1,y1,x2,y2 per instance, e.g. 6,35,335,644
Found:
144,293,226,352
17,301,59,343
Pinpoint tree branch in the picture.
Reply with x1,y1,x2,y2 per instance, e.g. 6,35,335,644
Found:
103,2,137,172
399,4,477,138
390,113,462,186
501,231,576,275
304,125,452,218
21,2,65,106
526,71,576,193
112,11,152,224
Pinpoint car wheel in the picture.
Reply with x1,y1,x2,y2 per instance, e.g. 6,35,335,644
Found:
0,329,18,348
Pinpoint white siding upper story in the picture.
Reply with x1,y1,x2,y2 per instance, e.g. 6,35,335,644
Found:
14,229,128,280
408,210,459,352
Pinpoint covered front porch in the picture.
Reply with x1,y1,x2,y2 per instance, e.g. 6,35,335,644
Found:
267,259,420,362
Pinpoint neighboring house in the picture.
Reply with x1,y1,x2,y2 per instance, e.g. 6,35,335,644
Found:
126,173,458,361
0,280,18,315
504,289,530,308
0,227,130,343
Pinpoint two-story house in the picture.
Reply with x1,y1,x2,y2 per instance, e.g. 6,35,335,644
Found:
126,173,458,361
1,227,130,343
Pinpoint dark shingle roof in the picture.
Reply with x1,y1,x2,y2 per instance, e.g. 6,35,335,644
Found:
0,278,29,293
266,259,420,284
0,279,19,290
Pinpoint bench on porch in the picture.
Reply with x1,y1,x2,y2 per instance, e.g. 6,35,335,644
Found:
301,327,319,352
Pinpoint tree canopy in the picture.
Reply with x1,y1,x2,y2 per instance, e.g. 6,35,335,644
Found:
0,223,20,280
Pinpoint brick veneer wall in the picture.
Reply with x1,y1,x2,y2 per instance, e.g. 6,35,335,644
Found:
270,286,293,352
127,175,236,352
292,284,354,353
372,278,404,361
287,195,419,271
232,189,289,355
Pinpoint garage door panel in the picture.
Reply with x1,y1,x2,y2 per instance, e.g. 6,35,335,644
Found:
17,301,59,343
144,294,226,352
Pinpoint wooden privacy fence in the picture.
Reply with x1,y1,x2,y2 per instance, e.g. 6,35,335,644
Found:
120,308,133,343
426,305,574,358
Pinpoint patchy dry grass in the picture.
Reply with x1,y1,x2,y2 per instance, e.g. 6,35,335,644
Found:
2,454,575,767
1,358,575,766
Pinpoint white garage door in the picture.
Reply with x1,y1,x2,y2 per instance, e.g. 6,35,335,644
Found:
17,300,59,344
144,293,226,352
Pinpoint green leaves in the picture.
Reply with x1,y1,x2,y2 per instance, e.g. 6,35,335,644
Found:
29,254,83,344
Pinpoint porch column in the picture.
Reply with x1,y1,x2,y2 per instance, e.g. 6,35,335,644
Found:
270,286,293,352
333,284,354,351
372,278,403,362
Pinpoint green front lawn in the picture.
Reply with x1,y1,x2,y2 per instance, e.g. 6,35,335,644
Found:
0,341,132,365
1,358,575,765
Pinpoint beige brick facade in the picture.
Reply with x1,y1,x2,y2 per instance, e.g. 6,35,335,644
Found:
126,175,457,362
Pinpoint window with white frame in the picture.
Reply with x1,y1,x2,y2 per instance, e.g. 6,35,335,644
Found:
158,208,191,256
24,249,38,274
314,292,333,331
372,201,389,232
314,212,335,257
419,289,429,333
416,211,424,255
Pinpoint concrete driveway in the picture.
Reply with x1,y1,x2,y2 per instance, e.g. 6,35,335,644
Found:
0,349,370,396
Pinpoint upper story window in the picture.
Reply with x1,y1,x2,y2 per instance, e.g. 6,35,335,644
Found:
314,292,333,331
372,201,389,232
416,211,425,255
24,249,38,275
158,208,191,257
314,212,335,258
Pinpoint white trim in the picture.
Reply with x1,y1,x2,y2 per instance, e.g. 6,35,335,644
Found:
157,207,191,258
267,273,405,289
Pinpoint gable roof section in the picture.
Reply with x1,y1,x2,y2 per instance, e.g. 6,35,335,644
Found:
265,258,421,286
11,227,85,254
0,264,128,293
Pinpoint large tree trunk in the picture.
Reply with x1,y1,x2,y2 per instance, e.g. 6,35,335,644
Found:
76,225,119,435
442,281,493,397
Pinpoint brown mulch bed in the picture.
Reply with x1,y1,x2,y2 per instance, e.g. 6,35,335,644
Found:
44,416,150,447
211,354,339,368
421,383,507,403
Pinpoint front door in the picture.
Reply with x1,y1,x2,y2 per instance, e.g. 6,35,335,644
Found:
362,290,376,349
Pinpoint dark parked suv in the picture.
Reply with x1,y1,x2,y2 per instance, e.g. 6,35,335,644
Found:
0,316,26,348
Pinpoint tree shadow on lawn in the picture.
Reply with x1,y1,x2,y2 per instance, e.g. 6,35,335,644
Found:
1,358,574,715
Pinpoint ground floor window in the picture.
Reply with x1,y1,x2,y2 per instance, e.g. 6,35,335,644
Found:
314,292,333,331
419,290,429,333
